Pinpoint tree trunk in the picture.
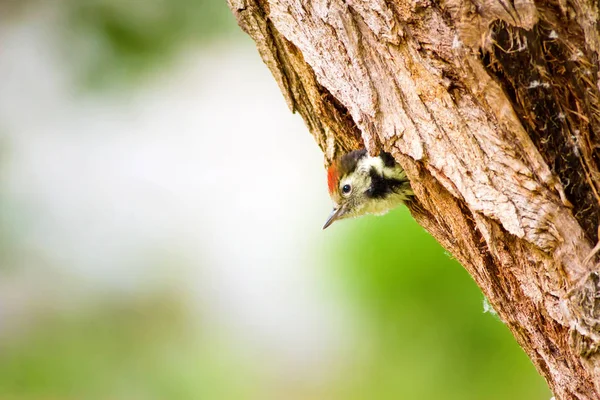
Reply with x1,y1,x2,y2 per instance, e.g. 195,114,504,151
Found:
227,0,600,398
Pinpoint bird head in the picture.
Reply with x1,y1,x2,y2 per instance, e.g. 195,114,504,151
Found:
323,149,413,229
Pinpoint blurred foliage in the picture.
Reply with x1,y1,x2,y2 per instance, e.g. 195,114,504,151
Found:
0,134,17,273
0,208,552,399
0,295,260,400
0,1,554,397
328,208,551,400
63,0,239,88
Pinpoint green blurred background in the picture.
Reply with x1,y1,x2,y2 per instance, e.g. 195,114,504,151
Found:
0,0,550,399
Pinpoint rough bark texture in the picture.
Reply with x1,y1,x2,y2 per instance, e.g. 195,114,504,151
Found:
227,0,600,398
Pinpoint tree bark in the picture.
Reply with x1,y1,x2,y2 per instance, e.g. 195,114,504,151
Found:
227,0,600,398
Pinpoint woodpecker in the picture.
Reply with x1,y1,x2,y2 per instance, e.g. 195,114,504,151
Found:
323,148,413,229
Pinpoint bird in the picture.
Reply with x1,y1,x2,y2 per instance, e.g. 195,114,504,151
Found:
323,148,413,229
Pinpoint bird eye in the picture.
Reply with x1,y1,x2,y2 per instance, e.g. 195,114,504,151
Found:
342,184,351,194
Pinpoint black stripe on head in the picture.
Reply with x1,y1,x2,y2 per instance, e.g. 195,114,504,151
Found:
339,148,367,175
379,151,397,168
366,167,405,199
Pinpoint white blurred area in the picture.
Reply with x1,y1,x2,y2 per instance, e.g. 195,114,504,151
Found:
0,4,348,388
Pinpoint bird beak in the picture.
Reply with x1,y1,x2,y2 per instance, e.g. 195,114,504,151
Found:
323,207,345,230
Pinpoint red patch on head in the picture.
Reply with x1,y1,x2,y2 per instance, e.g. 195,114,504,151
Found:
327,164,339,195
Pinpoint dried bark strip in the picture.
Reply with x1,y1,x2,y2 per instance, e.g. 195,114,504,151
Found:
228,0,600,398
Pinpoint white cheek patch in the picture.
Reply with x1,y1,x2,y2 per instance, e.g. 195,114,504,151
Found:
356,156,384,176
